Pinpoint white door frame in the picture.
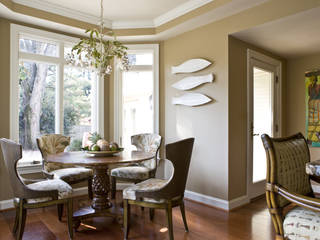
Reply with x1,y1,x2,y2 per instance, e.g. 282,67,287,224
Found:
246,49,282,199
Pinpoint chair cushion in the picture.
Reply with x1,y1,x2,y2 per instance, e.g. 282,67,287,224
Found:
19,179,73,204
111,166,150,180
123,178,168,201
284,206,320,240
306,159,320,176
51,167,93,182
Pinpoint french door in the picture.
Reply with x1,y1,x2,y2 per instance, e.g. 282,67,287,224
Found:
247,49,281,199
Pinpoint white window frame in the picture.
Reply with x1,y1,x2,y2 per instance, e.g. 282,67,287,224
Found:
10,24,104,171
114,44,159,145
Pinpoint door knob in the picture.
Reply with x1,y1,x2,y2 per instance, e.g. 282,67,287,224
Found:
252,133,260,137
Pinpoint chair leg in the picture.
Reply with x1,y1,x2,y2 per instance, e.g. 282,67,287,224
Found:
88,177,93,200
16,201,27,240
58,203,64,221
180,201,189,232
66,199,73,240
123,199,130,240
111,176,116,200
149,208,155,221
12,206,19,234
165,202,174,240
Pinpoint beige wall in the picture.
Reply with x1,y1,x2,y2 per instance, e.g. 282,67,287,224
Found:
228,36,287,199
287,53,320,161
0,18,12,201
162,0,318,201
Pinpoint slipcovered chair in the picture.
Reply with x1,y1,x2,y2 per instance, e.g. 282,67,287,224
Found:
261,133,320,240
123,138,194,240
0,138,74,240
110,133,162,199
37,134,93,220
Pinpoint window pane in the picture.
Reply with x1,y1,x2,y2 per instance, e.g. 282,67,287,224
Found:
64,67,95,151
253,67,273,183
122,71,154,149
19,38,58,57
128,53,153,65
19,61,56,165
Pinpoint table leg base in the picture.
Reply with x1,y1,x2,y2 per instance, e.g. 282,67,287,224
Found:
73,204,123,230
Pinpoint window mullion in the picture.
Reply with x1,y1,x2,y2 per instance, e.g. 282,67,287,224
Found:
56,42,64,134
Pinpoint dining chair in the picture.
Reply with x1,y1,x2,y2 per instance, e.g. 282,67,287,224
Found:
110,133,162,200
261,133,320,240
122,137,194,240
37,134,93,220
0,138,74,240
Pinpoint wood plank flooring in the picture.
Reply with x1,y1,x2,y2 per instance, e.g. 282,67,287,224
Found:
0,194,274,240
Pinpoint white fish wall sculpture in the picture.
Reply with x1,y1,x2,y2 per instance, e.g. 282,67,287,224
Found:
172,93,212,106
172,73,214,90
171,58,212,74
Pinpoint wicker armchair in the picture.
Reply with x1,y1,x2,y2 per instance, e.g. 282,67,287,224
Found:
110,133,162,199
37,134,93,220
0,138,74,240
261,133,320,240
122,138,194,240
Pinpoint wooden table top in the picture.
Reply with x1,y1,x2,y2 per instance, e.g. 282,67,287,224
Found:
46,151,155,167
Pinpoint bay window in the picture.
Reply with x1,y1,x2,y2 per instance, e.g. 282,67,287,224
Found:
10,24,103,168
114,44,159,150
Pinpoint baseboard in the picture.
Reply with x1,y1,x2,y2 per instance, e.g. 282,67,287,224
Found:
0,186,249,212
184,190,249,211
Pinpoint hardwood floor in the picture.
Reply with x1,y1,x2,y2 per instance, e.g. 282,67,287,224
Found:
0,194,274,240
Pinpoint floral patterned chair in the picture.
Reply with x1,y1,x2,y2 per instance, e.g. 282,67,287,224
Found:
37,134,93,220
110,133,162,199
261,133,320,240
0,138,74,240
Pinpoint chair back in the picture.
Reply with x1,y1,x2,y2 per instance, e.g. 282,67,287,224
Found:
131,133,162,171
37,134,70,172
261,133,313,208
163,138,194,198
0,138,27,198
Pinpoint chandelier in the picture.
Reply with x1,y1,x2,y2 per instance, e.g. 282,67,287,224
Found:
65,0,130,76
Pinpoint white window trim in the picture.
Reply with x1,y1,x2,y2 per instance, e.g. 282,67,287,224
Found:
10,24,104,171
114,44,159,144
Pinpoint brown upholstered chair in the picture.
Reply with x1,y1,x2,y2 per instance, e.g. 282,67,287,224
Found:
0,138,74,240
37,134,93,220
122,138,194,240
110,133,162,199
261,133,320,240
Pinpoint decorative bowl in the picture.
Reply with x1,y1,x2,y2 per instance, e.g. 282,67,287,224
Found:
85,148,124,157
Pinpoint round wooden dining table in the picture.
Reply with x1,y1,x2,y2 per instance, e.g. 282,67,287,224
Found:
46,150,155,227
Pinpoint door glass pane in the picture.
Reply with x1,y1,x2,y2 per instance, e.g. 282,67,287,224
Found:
19,37,58,57
253,67,273,183
64,67,95,151
19,61,56,165
122,71,154,149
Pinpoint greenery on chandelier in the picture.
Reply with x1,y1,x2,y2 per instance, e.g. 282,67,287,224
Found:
66,29,130,75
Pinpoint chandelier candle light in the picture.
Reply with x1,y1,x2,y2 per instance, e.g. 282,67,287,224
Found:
66,0,130,76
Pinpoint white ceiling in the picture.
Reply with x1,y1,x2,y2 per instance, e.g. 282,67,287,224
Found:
232,7,320,59
0,0,267,40
42,0,188,21
12,0,213,28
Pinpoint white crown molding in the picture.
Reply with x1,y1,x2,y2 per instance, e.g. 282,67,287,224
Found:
12,0,112,28
153,0,213,27
112,20,155,29
12,0,213,29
